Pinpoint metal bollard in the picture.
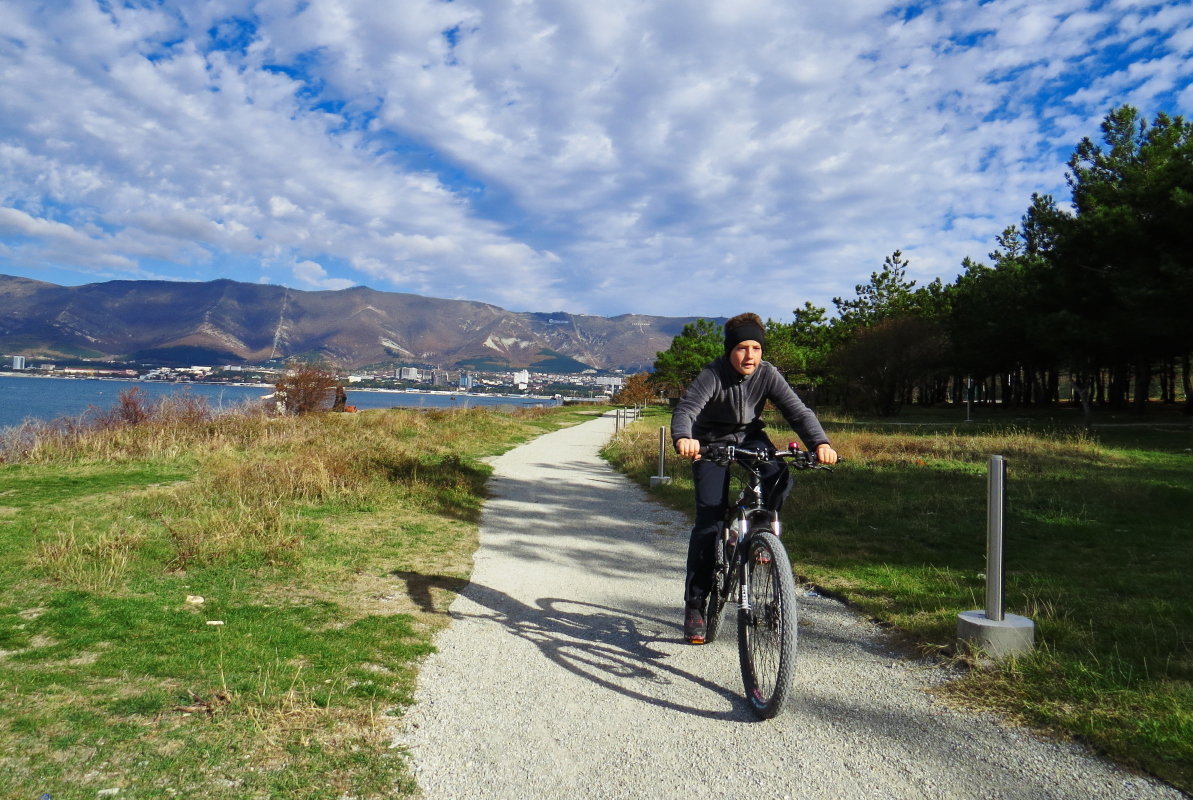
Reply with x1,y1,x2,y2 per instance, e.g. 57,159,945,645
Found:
986,455,1006,621
650,426,672,487
956,453,1033,661
657,426,666,477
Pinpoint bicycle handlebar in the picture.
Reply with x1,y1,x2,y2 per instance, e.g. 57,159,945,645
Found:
698,443,832,470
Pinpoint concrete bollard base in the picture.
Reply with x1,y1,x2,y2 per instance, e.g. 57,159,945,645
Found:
956,610,1035,662
649,476,672,487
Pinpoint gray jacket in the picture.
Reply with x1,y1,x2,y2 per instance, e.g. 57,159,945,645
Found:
670,357,829,450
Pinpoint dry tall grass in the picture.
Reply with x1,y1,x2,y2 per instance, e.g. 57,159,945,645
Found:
0,388,274,463
8,389,526,582
36,519,145,590
839,426,1109,471
607,418,1110,478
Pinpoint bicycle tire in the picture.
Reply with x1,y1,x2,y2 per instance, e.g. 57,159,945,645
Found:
737,530,798,719
704,532,733,643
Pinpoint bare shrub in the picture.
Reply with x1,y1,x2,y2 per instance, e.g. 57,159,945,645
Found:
274,361,340,415
93,386,159,427
612,372,656,406
156,390,219,428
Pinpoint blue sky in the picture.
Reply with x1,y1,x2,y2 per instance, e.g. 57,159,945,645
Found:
1,0,1190,321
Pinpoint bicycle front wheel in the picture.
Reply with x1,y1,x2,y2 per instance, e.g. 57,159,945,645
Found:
737,531,798,719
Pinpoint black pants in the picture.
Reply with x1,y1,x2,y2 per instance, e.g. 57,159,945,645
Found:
684,442,792,609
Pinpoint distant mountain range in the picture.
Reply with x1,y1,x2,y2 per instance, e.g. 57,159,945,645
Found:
0,275,711,372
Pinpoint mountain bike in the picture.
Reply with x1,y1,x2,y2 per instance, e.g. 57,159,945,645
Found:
701,443,832,719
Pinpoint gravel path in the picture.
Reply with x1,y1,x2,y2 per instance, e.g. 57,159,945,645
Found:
396,414,1184,800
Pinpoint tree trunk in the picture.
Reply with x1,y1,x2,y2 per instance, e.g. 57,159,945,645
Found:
1162,357,1176,404
1183,354,1192,415
1030,367,1046,406
1132,356,1150,415
1072,373,1094,430
1110,364,1130,409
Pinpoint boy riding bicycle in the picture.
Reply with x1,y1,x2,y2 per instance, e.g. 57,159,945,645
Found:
671,313,838,644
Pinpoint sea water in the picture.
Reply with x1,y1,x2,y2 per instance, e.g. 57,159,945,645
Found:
0,374,558,431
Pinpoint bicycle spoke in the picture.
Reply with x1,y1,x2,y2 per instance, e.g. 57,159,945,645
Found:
747,552,780,697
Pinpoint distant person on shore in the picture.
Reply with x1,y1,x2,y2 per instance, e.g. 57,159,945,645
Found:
670,312,837,644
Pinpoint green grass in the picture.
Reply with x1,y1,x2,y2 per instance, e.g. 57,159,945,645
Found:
605,404,1193,793
0,401,603,800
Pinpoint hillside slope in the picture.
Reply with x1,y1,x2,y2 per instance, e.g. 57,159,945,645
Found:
0,275,712,371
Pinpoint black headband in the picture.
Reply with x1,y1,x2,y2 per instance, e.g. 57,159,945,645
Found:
724,321,766,354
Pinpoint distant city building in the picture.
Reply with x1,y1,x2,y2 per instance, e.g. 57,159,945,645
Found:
595,376,624,389
399,367,421,381
512,369,530,390
11,355,25,370
62,367,137,378
459,372,475,390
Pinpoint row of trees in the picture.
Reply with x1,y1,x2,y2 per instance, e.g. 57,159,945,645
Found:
643,106,1193,417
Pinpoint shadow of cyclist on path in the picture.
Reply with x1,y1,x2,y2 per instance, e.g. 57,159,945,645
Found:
451,579,760,721
390,570,469,616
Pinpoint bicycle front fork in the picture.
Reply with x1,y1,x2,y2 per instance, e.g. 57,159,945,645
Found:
736,511,782,615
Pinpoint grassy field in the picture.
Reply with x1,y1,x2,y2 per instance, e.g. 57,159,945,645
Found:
604,403,1192,794
0,398,602,800
3,395,1188,797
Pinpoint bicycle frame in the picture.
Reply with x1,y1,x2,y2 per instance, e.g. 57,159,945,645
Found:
722,452,781,611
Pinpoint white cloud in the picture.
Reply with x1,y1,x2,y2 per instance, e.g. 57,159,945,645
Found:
293,259,355,291
0,0,1190,320
0,207,82,241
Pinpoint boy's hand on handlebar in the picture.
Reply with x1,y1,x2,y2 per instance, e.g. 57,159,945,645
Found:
816,443,839,465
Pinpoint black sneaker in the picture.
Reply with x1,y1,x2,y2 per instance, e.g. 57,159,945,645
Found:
684,607,706,644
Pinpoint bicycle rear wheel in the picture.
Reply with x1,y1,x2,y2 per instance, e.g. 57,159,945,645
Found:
704,532,734,643
737,530,798,719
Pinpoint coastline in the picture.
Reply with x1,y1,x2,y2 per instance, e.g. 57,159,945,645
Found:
0,372,556,400
0,373,563,431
